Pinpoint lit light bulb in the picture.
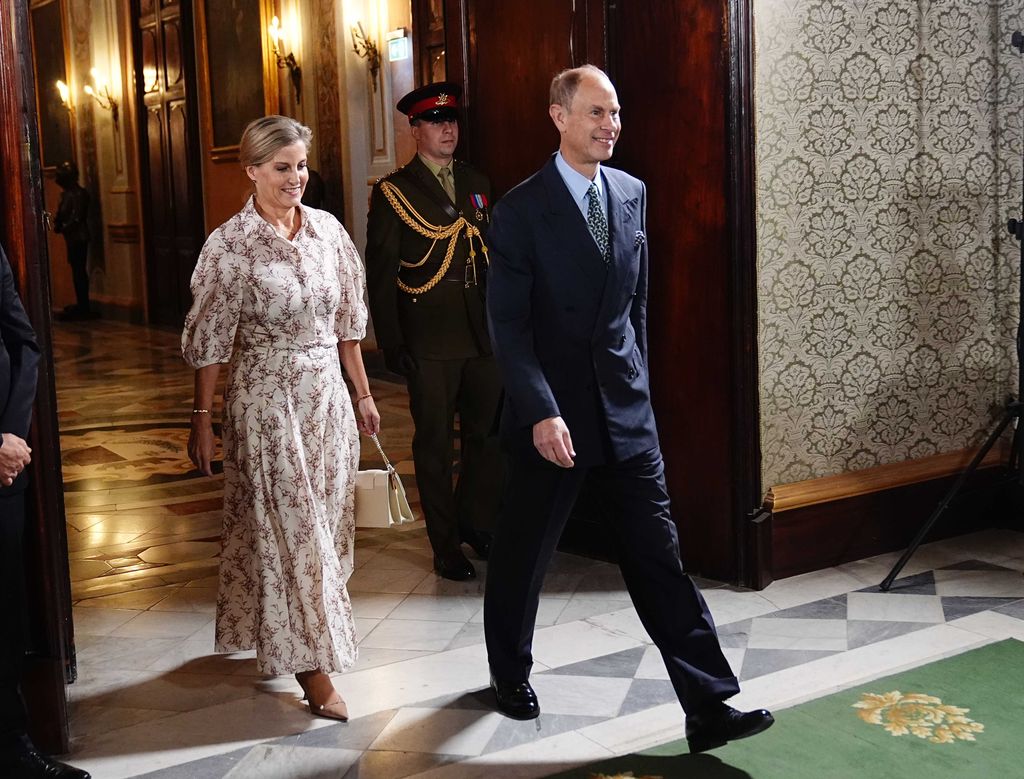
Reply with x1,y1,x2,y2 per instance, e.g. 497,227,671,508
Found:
90,67,108,92
269,16,282,49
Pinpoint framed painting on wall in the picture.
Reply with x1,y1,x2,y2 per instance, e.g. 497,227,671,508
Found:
29,0,74,170
197,0,268,158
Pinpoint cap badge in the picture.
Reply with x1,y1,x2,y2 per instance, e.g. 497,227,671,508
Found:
436,93,450,106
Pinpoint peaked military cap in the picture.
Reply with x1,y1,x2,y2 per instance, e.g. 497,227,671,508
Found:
397,82,461,123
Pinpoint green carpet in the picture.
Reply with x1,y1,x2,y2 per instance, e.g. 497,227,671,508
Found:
548,639,1024,779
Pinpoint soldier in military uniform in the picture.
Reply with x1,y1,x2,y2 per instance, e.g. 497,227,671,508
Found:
366,82,503,581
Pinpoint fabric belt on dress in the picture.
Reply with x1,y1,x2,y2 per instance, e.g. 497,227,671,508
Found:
237,335,338,352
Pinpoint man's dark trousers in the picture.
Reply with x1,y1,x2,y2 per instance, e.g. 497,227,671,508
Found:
0,491,29,744
407,354,503,555
483,447,740,715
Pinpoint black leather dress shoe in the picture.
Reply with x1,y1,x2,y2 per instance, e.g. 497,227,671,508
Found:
685,703,774,753
462,530,492,560
0,738,91,778
491,677,540,720
433,550,476,581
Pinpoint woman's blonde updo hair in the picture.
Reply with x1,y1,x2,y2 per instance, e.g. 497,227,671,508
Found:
239,115,313,168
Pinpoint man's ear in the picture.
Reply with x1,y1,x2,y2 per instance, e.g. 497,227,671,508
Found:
549,103,567,133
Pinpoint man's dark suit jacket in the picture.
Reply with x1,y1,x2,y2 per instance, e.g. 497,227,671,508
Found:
486,155,659,467
0,245,40,494
366,155,493,360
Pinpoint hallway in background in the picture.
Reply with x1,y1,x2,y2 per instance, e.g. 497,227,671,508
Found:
56,320,414,609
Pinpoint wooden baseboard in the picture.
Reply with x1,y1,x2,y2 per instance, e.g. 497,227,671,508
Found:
755,441,1014,583
766,443,1010,513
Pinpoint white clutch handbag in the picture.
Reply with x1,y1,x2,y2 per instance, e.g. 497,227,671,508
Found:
355,434,415,528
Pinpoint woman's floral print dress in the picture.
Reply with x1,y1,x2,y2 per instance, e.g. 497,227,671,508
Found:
182,197,366,674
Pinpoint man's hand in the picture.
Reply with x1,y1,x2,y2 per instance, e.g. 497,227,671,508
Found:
384,346,418,377
0,433,32,487
533,416,575,468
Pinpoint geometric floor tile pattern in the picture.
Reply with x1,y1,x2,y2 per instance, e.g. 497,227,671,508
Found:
121,556,1024,779
52,321,1024,778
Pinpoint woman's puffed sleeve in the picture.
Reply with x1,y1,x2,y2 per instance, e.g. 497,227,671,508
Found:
181,230,243,367
334,225,368,341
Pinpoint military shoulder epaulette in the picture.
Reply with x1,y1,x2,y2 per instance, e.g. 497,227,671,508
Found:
375,167,402,184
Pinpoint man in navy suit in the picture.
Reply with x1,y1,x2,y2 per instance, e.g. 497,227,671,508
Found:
482,65,773,753
0,245,89,778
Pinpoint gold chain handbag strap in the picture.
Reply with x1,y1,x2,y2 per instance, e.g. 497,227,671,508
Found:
370,433,395,473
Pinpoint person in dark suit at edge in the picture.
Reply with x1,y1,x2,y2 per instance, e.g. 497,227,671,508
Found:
0,245,89,778
481,65,774,753
365,82,504,581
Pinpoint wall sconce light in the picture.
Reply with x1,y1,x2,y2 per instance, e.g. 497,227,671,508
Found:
269,15,303,104
84,68,119,132
55,79,74,114
350,22,381,88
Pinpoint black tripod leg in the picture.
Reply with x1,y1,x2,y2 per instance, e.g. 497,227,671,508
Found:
1009,404,1024,483
879,409,1018,591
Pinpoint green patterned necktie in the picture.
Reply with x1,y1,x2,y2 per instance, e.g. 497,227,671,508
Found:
438,166,456,202
586,183,610,263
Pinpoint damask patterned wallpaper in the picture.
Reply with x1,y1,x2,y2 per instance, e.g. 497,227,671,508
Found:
754,0,1024,486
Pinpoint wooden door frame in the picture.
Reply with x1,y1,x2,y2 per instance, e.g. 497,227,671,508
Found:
1,0,75,754
725,0,767,588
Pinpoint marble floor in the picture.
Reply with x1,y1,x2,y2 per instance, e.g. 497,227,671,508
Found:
52,321,1024,779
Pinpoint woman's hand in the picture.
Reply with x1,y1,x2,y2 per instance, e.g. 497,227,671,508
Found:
188,415,217,476
356,396,381,436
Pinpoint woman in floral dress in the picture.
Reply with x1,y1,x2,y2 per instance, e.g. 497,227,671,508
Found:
182,115,379,721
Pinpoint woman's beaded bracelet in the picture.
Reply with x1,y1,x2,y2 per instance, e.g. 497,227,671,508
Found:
356,393,372,402
192,409,211,414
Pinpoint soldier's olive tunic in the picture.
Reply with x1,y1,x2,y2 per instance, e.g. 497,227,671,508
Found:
365,155,503,557
366,156,492,361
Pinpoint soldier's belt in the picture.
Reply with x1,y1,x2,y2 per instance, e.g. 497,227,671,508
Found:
441,263,479,286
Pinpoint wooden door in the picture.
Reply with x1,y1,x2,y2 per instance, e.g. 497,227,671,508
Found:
133,0,205,326
1,0,75,754
605,0,761,582
444,0,606,198
445,0,760,582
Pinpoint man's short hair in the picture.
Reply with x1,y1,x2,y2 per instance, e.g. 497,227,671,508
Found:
549,64,609,109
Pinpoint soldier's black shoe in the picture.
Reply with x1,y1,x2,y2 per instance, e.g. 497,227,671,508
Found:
0,734,91,778
491,676,540,720
462,530,492,560
685,703,774,753
433,550,476,581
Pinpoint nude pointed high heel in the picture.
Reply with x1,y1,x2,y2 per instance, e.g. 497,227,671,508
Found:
308,696,349,722
296,671,349,722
